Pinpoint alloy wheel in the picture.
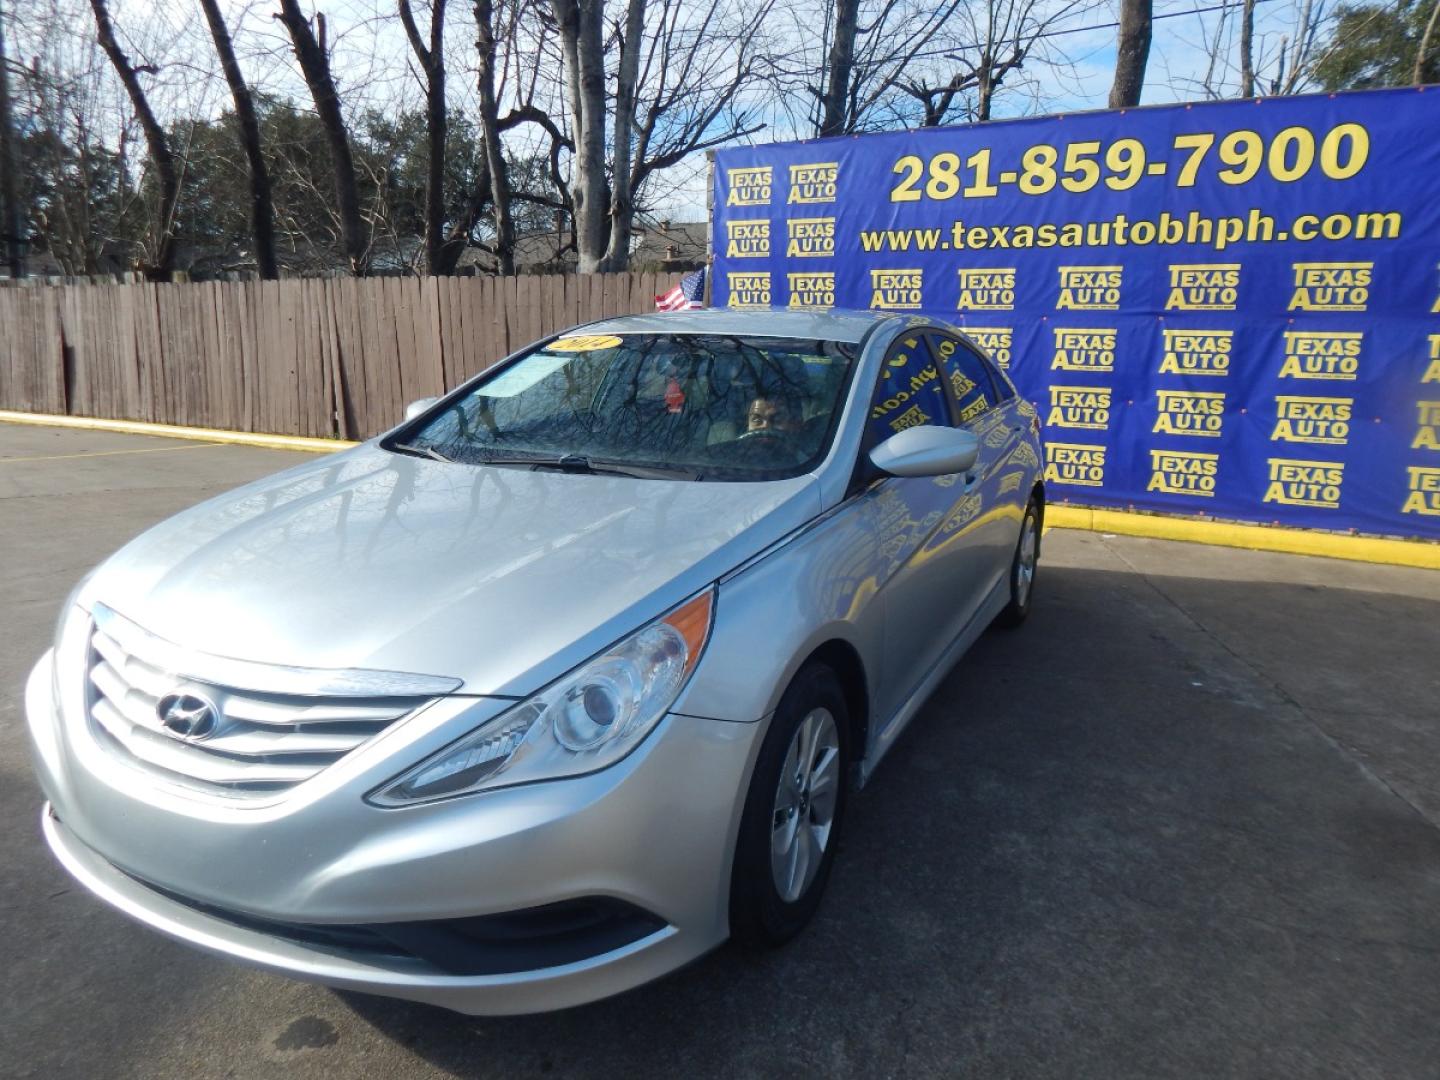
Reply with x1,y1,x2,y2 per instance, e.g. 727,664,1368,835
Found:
1016,513,1038,608
770,707,841,903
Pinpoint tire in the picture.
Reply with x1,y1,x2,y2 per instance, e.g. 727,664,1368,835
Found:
994,496,1041,629
729,663,851,948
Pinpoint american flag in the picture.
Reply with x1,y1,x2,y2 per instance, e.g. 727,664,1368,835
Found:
655,266,706,311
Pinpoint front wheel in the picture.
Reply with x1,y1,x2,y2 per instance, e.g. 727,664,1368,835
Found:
730,664,850,947
994,497,1041,628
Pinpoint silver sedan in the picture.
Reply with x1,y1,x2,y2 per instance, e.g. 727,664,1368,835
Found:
26,308,1045,1014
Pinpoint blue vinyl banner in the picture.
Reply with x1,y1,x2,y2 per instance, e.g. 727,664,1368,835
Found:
711,87,1440,539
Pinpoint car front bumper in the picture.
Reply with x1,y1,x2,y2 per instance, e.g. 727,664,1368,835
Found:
42,805,712,1015
27,650,766,1015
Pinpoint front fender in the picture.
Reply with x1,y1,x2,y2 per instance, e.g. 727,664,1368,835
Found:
669,498,884,735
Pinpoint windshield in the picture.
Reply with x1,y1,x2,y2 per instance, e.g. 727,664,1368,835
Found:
391,333,859,481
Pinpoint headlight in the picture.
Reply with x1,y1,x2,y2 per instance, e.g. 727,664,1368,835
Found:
367,588,714,807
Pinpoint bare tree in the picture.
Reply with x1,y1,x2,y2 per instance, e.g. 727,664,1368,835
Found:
398,0,448,273
1109,0,1152,107
1266,0,1328,93
16,0,1166,281
817,0,859,136
464,0,575,271
600,0,646,269
805,0,966,136
474,0,516,273
1415,0,1440,84
1239,0,1256,95
15,39,110,274
603,0,767,268
0,0,22,277
901,0,1071,124
198,0,278,278
1171,0,1333,100
399,0,573,275
275,0,368,274
89,0,179,275
549,0,606,271
550,0,770,271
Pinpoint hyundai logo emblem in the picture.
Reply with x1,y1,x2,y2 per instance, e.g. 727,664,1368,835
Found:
156,693,220,740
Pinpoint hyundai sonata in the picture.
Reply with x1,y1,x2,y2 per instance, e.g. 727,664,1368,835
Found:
26,308,1045,1014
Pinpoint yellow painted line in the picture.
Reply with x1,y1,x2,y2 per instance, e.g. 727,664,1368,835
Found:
0,442,228,464
0,411,359,453
3,410,1435,570
1047,505,1440,571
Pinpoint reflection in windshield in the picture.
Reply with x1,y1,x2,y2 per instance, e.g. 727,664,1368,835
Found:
395,334,857,481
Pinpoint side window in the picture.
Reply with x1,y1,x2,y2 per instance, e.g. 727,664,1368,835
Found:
932,334,999,425
865,333,952,447
987,360,1018,403
974,342,1017,403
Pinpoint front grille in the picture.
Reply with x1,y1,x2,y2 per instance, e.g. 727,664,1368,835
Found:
83,603,454,801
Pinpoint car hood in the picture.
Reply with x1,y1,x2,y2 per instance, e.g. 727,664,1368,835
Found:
80,444,821,695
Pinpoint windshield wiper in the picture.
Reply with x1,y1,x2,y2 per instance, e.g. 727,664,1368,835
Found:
392,442,455,463
581,456,702,481
476,453,700,480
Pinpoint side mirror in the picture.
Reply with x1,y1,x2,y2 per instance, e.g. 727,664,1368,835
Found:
870,425,980,478
405,396,440,421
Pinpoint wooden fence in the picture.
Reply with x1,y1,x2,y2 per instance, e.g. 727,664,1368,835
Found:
0,272,683,440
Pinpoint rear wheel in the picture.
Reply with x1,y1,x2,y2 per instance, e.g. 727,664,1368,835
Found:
995,497,1041,628
730,664,850,947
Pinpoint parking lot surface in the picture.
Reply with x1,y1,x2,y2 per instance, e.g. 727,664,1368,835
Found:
2,424,1439,1080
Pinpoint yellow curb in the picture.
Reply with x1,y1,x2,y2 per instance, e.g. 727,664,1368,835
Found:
4,410,1436,570
0,411,359,454
1047,505,1440,571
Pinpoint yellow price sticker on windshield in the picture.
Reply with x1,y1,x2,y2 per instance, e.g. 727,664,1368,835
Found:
548,335,623,352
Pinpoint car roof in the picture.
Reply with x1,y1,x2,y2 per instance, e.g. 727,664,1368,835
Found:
574,307,906,345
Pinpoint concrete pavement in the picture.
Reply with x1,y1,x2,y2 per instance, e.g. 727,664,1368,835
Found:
2,425,1438,1079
